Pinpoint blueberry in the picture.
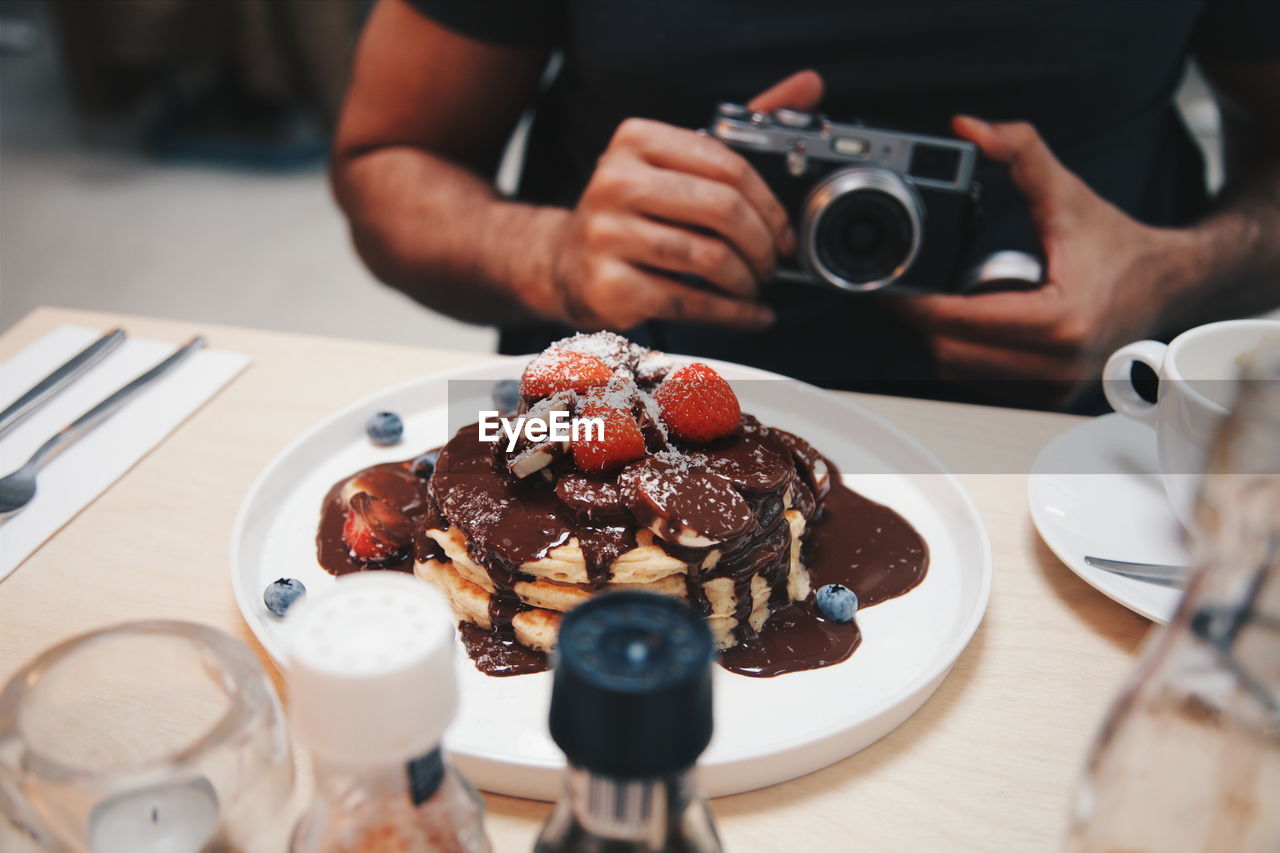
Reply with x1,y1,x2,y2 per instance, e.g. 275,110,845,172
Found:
366,411,403,446
412,449,440,479
815,583,858,623
264,578,306,617
491,379,521,414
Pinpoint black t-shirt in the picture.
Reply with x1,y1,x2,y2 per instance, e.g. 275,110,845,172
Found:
404,0,1279,400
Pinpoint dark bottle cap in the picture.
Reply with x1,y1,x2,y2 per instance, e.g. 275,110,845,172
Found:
549,591,714,779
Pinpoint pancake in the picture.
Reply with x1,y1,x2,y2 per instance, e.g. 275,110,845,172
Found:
416,506,811,652
330,332,834,671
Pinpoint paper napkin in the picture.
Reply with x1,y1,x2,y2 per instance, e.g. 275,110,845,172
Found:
0,325,251,580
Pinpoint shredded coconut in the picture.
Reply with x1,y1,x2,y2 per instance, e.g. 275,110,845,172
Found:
637,387,669,443
521,349,607,390
635,349,674,383
551,331,642,373
651,448,691,470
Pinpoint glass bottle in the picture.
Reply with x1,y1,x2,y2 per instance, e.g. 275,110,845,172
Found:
535,591,722,853
1066,343,1280,852
286,573,490,853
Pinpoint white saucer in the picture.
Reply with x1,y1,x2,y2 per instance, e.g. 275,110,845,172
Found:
1028,413,1189,623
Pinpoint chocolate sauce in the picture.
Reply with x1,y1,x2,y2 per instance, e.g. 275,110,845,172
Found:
316,462,430,576
555,475,629,524
718,471,928,677
619,457,756,545
720,604,862,677
804,471,930,608
693,434,791,495
457,622,548,677
575,526,635,586
432,424,578,572
316,429,928,679
790,478,817,521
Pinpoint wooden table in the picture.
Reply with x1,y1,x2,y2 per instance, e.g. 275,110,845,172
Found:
0,307,1151,851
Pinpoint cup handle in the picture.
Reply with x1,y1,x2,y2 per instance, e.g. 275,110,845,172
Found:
1102,340,1166,427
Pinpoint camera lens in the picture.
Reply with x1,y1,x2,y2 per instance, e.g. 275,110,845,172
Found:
816,190,913,284
800,168,923,292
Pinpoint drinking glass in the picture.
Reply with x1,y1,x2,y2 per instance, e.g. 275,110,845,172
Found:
1068,342,1280,851
0,621,297,851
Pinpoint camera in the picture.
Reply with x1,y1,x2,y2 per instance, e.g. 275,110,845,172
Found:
707,102,1040,294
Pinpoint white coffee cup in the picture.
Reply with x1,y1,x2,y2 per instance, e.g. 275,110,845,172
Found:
1102,318,1280,533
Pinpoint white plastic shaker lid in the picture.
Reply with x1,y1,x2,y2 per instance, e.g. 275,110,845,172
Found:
285,572,458,766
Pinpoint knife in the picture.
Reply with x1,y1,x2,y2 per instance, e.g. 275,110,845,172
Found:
0,328,127,440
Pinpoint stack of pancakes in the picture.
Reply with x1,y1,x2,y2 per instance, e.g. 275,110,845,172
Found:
414,334,831,653
416,499,811,651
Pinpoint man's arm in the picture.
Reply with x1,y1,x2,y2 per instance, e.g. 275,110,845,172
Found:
1166,59,1280,325
333,0,808,332
331,0,559,326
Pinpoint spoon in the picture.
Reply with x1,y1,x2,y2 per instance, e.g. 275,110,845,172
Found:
1084,555,1190,587
0,337,205,516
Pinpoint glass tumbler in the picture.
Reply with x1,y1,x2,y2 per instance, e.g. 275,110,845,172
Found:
0,621,297,852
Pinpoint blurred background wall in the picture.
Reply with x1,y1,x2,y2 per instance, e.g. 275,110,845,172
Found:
0,1,1223,351
0,0,495,350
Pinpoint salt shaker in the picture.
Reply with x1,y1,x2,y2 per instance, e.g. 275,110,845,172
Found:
287,572,490,853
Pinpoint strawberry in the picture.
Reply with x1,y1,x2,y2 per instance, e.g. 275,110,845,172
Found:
520,349,613,400
343,492,414,562
654,363,741,444
572,402,647,475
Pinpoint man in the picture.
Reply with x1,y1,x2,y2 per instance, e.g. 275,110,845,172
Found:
331,0,1280,410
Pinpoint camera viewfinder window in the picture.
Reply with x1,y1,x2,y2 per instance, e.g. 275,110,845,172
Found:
908,144,961,183
833,137,870,157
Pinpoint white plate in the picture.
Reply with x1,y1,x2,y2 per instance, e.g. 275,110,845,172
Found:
1028,413,1189,624
231,357,991,799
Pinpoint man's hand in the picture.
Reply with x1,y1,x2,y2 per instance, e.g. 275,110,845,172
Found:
893,116,1191,406
536,71,824,331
